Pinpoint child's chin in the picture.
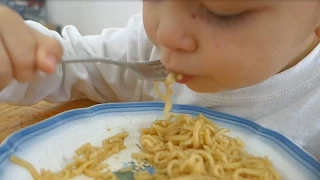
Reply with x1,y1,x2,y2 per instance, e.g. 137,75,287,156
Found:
185,80,226,93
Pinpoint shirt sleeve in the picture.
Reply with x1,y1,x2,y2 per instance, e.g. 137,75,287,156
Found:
0,13,162,105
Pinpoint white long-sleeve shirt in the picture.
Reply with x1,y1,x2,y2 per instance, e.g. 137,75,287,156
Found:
0,14,319,157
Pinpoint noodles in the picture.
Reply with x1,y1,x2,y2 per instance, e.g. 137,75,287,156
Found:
154,73,179,118
132,114,281,180
132,73,282,180
10,72,282,180
10,132,129,180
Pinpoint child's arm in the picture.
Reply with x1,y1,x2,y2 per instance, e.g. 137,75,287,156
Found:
0,13,161,105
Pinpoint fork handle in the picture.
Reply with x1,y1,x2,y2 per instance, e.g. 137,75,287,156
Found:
62,57,133,68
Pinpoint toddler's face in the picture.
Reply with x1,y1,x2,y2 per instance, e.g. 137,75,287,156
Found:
143,1,320,93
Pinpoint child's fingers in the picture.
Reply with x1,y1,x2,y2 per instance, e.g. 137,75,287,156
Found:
36,46,58,74
28,28,63,74
0,37,13,89
0,7,37,82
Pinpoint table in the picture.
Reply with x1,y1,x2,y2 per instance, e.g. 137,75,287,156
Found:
0,99,97,142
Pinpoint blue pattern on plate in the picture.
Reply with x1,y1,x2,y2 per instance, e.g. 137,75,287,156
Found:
113,161,155,180
0,102,319,179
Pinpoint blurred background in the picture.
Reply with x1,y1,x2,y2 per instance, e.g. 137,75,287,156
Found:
2,0,143,35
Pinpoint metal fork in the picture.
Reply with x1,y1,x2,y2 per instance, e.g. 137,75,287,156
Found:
62,57,167,81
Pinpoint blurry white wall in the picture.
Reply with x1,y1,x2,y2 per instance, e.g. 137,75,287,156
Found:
46,1,142,35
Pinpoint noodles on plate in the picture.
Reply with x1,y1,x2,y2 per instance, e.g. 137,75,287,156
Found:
10,132,129,180
132,73,281,180
10,73,282,180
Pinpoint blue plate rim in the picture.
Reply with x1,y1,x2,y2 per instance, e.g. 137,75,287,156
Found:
0,101,319,177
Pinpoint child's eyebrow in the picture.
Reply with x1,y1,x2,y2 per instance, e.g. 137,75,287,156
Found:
204,1,271,13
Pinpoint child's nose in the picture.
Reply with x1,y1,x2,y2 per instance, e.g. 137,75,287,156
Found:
156,20,197,52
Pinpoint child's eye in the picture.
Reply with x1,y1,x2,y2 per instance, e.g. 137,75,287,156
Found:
205,9,247,28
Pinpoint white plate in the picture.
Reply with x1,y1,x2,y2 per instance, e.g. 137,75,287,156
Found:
0,102,319,180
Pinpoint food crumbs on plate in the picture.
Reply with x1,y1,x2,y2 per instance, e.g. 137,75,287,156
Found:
107,128,111,132
115,156,120,159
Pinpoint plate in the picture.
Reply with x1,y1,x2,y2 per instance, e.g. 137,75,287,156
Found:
0,102,319,180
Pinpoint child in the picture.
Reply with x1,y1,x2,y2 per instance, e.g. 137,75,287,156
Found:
0,1,319,158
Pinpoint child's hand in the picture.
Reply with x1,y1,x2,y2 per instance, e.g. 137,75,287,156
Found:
0,5,63,89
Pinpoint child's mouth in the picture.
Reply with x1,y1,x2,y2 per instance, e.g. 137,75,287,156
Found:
176,75,194,84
